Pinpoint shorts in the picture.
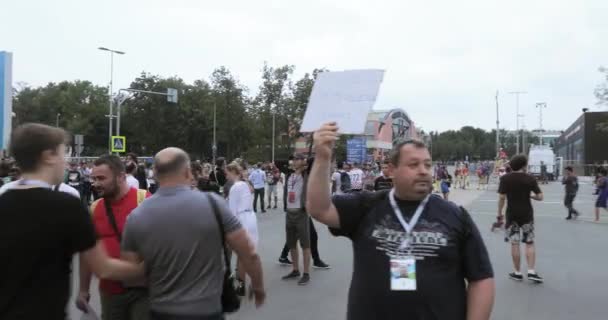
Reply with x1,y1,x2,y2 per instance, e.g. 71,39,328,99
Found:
285,208,310,249
267,184,277,196
440,181,450,194
595,194,607,208
506,222,535,244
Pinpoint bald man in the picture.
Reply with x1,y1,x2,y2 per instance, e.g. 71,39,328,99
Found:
121,148,266,319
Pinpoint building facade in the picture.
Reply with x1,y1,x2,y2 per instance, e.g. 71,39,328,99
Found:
555,111,608,169
294,108,418,161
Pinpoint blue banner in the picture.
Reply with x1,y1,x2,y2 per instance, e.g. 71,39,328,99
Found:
347,137,367,164
0,51,12,151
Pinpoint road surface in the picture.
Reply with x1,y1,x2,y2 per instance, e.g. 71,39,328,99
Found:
68,180,608,320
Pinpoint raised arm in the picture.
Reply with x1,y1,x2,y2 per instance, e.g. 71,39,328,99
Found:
306,122,341,228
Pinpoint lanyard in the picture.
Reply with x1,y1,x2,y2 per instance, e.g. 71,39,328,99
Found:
388,188,430,251
18,179,52,189
289,174,301,189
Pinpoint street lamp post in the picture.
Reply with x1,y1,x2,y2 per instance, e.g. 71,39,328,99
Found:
115,87,178,137
535,102,547,145
212,101,217,165
272,112,276,163
56,113,61,127
98,47,125,154
495,90,500,158
509,91,527,154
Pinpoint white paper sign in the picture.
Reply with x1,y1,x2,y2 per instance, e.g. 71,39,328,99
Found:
300,69,385,134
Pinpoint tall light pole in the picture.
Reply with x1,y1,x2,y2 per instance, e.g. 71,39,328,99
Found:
272,112,276,163
98,47,125,154
509,91,527,154
212,101,217,165
535,102,547,145
56,113,61,127
495,90,500,158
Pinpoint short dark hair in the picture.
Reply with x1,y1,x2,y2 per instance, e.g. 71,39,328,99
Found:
155,152,189,178
509,154,528,171
389,139,428,166
127,153,138,163
565,166,574,173
94,154,126,176
382,159,391,165
9,123,68,172
216,157,226,168
125,161,137,174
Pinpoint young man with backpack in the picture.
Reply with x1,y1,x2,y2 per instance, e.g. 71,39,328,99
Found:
332,161,352,195
307,123,494,320
77,155,151,320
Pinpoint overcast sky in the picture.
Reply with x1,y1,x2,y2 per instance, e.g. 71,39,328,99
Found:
2,0,607,132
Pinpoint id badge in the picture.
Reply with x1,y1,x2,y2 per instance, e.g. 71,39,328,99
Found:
288,191,296,203
390,257,417,291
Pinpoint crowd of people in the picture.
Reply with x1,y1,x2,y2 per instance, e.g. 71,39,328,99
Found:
2,121,608,320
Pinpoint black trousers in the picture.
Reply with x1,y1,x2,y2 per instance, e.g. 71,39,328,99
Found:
565,194,578,218
253,188,265,212
280,217,321,262
150,311,223,320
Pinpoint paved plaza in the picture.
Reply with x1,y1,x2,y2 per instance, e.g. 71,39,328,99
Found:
69,180,608,320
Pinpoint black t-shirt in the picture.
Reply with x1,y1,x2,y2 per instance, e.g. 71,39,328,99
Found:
210,169,227,187
331,191,493,320
498,172,542,225
67,169,82,187
374,176,393,191
0,188,97,319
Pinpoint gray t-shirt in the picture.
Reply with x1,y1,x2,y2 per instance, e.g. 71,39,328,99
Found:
563,175,579,195
122,186,241,316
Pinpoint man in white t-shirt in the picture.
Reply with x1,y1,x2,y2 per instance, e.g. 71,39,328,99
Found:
348,162,364,192
0,179,80,198
332,162,348,195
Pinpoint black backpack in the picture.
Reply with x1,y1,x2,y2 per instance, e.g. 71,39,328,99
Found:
339,172,352,192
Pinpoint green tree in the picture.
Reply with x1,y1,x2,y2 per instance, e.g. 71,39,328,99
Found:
12,81,110,155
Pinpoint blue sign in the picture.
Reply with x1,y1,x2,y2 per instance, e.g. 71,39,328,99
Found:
0,51,12,151
347,137,367,164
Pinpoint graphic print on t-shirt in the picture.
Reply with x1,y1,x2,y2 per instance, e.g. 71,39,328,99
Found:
371,212,449,260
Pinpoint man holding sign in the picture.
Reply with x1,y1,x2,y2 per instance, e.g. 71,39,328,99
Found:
305,122,495,320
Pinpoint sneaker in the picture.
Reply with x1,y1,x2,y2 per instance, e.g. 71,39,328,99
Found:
273,205,278,209
282,270,301,280
528,272,544,284
236,280,246,296
313,260,331,269
509,272,523,281
267,206,272,209
262,210,267,213
565,216,572,220
298,273,310,286
278,257,292,266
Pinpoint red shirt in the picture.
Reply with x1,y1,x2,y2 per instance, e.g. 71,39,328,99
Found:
91,188,149,295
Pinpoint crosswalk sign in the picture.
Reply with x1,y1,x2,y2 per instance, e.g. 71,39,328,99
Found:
111,136,126,153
